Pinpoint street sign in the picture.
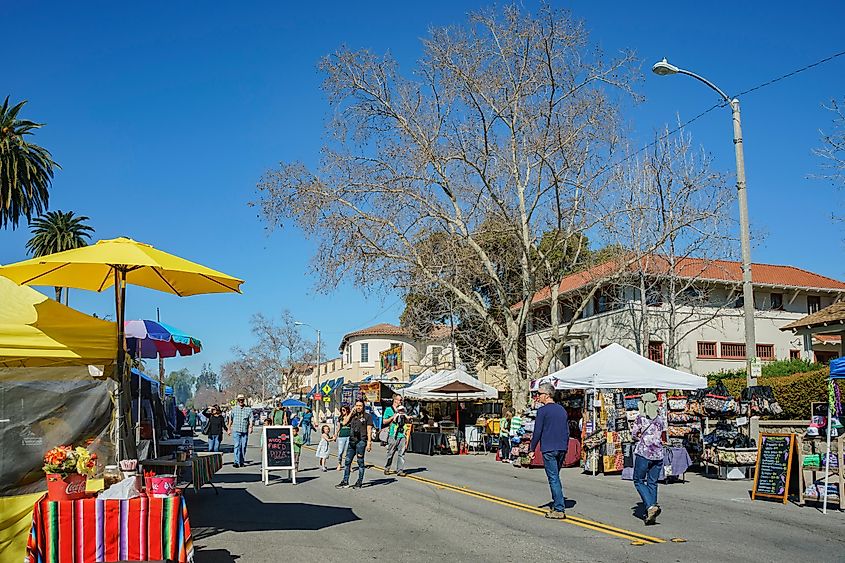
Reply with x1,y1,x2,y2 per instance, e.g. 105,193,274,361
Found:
750,357,762,380
322,383,332,395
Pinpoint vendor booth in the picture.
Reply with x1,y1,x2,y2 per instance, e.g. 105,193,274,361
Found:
0,276,117,561
401,368,498,454
534,343,707,477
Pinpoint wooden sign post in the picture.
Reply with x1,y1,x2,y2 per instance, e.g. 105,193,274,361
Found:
752,432,797,504
262,425,296,485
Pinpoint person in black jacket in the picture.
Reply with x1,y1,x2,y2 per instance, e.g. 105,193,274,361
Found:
202,405,227,452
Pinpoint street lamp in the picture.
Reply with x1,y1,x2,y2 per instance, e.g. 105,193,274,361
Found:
652,58,757,387
294,321,322,412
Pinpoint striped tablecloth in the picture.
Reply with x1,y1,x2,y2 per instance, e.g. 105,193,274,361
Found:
191,453,222,492
25,493,193,563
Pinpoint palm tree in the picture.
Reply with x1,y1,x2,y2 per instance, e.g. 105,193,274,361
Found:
25,210,94,302
0,96,59,229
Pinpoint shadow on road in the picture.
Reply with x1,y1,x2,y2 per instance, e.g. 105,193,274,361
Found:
190,487,360,542
403,467,428,475
194,547,239,562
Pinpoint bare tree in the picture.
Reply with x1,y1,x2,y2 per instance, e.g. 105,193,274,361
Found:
815,98,845,222
254,6,726,409
609,130,736,368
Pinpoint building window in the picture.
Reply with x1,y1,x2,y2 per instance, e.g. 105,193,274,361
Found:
756,344,775,360
770,293,783,311
533,306,552,327
645,288,663,307
345,346,351,364
697,341,717,358
789,349,801,360
807,296,821,314
721,342,746,359
557,346,571,368
431,346,442,367
648,341,664,364
360,343,369,363
734,295,744,309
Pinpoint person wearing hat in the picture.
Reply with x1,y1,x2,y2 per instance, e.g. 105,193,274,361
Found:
383,394,408,477
227,394,254,468
631,392,667,525
528,382,569,519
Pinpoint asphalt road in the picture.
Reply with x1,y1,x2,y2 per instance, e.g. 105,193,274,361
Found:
187,437,845,563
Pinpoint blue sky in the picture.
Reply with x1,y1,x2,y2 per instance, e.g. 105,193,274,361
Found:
3,1,844,377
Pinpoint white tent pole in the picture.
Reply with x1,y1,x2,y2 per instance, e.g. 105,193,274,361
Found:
824,384,833,514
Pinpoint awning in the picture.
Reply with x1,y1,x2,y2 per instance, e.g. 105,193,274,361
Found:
0,275,116,367
401,368,498,401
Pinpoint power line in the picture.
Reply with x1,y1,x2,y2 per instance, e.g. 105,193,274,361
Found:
591,48,845,180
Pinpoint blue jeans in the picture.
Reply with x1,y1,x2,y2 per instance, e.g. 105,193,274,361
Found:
633,454,662,509
233,431,249,465
343,439,367,484
336,436,350,466
542,450,567,512
208,435,221,452
303,423,313,445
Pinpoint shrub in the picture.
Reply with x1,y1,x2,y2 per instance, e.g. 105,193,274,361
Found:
707,369,830,420
709,358,825,381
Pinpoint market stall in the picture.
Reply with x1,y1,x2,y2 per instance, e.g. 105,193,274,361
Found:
536,343,707,476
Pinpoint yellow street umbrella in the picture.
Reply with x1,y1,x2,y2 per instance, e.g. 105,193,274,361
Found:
0,237,244,458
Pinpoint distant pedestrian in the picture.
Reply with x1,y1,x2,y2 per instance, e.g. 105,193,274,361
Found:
202,405,227,452
227,394,253,468
499,410,513,463
336,400,373,489
529,383,569,519
302,408,315,444
316,424,334,472
272,401,288,426
382,395,408,477
292,426,303,472
187,409,197,434
631,393,666,525
336,405,352,471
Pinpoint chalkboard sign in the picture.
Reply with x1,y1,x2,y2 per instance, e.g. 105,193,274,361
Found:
262,425,296,485
752,433,796,504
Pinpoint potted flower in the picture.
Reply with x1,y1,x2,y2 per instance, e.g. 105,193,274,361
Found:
42,445,98,501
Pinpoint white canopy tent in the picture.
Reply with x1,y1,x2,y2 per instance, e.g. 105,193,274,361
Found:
401,368,499,401
533,343,707,391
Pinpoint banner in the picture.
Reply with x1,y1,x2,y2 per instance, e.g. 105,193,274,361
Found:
380,345,402,374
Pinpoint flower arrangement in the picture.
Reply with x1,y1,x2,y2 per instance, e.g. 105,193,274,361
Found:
42,445,98,478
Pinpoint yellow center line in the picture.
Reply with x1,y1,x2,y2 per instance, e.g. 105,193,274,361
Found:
303,445,666,544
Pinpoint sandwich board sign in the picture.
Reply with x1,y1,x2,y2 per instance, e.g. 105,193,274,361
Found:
262,425,296,485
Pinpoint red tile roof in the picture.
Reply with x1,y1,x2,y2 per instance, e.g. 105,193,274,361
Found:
521,256,845,309
339,323,453,350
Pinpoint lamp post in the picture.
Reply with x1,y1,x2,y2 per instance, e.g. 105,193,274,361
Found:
652,58,757,387
295,321,321,414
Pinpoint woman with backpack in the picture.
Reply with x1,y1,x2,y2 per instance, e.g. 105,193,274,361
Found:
498,410,513,462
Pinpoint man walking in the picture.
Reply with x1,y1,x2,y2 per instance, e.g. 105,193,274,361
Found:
336,400,373,489
302,408,314,444
227,394,253,468
383,395,408,477
529,383,569,519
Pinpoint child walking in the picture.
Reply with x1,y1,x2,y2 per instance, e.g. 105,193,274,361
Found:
316,424,334,472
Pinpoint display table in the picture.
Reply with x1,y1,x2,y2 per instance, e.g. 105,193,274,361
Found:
141,452,222,493
408,432,452,455
25,493,193,563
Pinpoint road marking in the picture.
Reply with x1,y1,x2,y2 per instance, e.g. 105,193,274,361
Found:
305,445,667,545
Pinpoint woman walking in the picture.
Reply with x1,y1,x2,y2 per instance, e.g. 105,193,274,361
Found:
631,392,667,525
203,405,227,452
316,424,334,472
335,405,351,471
498,410,512,462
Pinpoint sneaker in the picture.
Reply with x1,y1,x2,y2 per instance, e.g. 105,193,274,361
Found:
351,481,364,489
384,469,393,475
645,505,660,525
545,510,567,520
233,464,240,468
397,471,407,477
335,481,349,489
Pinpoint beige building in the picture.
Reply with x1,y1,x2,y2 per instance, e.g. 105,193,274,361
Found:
524,257,845,377
302,322,509,391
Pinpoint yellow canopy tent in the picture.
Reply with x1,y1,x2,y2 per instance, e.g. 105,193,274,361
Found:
0,275,116,560
0,275,116,367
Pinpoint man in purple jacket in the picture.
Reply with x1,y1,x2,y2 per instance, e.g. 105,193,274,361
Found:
529,382,569,519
